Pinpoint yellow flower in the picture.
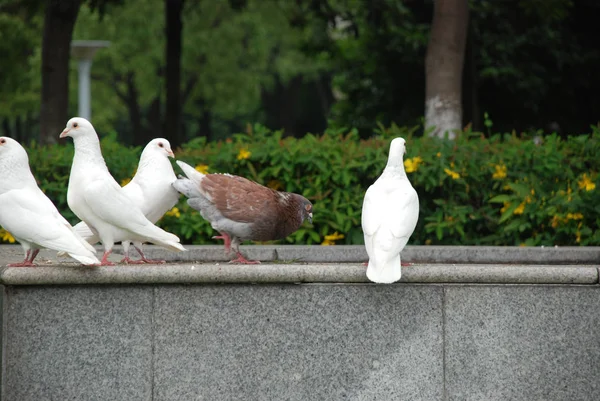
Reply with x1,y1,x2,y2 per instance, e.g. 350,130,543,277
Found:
321,231,345,246
566,213,584,220
436,152,441,158
500,201,510,213
425,239,432,245
578,173,596,192
492,164,507,179
165,207,181,218
0,229,15,244
404,156,423,173
551,215,560,228
121,177,131,186
237,148,251,160
444,168,460,180
513,202,525,215
195,164,209,174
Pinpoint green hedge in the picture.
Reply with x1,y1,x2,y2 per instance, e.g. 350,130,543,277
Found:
3,124,599,246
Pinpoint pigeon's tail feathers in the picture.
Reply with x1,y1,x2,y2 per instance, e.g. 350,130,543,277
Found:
366,254,401,284
172,178,203,198
150,237,186,253
72,221,99,245
176,160,205,185
66,250,100,266
138,225,186,253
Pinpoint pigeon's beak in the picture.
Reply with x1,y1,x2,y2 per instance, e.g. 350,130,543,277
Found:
59,128,70,139
167,149,175,158
308,212,313,224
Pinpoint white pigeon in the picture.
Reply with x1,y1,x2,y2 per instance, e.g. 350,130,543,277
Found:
361,137,419,283
69,138,180,263
59,117,186,265
0,136,100,266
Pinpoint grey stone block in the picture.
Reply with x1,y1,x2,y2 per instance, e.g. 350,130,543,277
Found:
445,286,600,401
402,264,598,284
2,286,153,401
153,285,444,401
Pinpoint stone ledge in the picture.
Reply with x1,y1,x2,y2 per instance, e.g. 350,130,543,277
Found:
0,263,597,286
122,244,600,264
2,245,599,265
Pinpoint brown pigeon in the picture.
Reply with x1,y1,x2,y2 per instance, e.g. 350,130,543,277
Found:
172,160,313,264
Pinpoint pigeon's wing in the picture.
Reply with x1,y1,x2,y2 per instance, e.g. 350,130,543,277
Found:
122,180,147,214
362,181,419,260
0,189,92,253
82,177,157,233
200,174,277,223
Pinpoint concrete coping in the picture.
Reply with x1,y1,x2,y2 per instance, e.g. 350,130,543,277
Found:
0,245,598,286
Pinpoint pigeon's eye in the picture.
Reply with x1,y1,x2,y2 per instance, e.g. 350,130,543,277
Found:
73,122,79,128
0,138,5,144
158,142,164,148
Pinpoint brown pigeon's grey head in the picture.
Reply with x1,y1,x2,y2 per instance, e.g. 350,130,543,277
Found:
292,193,313,224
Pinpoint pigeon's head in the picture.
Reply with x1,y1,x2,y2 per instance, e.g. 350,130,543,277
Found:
59,117,94,139
390,137,407,156
294,194,313,224
146,138,175,158
0,136,25,155
0,137,29,164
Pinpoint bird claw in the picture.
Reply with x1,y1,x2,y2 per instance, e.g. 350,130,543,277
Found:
7,261,36,267
229,252,261,265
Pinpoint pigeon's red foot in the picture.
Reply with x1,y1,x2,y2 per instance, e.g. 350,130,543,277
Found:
96,250,115,266
213,233,232,254
229,252,260,265
362,261,368,267
401,262,413,267
7,261,36,267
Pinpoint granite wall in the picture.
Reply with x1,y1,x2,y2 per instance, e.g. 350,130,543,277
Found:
2,283,599,401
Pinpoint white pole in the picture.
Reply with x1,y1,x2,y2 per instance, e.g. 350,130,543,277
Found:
77,58,93,120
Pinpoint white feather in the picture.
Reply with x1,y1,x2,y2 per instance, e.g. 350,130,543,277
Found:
0,137,100,265
62,118,185,260
361,137,419,283
68,138,181,260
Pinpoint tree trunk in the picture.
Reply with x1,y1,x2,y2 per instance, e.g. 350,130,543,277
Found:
424,0,469,139
165,0,184,146
40,0,82,144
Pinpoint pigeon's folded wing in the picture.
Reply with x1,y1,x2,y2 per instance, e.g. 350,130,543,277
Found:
388,186,419,239
361,185,385,236
0,189,85,251
82,177,156,233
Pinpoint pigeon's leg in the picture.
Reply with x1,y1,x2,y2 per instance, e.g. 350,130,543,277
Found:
7,249,37,267
228,239,260,264
401,262,413,267
133,244,166,264
212,232,232,254
98,250,115,266
119,241,137,264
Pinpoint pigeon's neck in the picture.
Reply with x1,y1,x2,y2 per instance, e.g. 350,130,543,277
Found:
71,135,109,170
0,154,35,193
135,154,175,181
383,156,407,178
